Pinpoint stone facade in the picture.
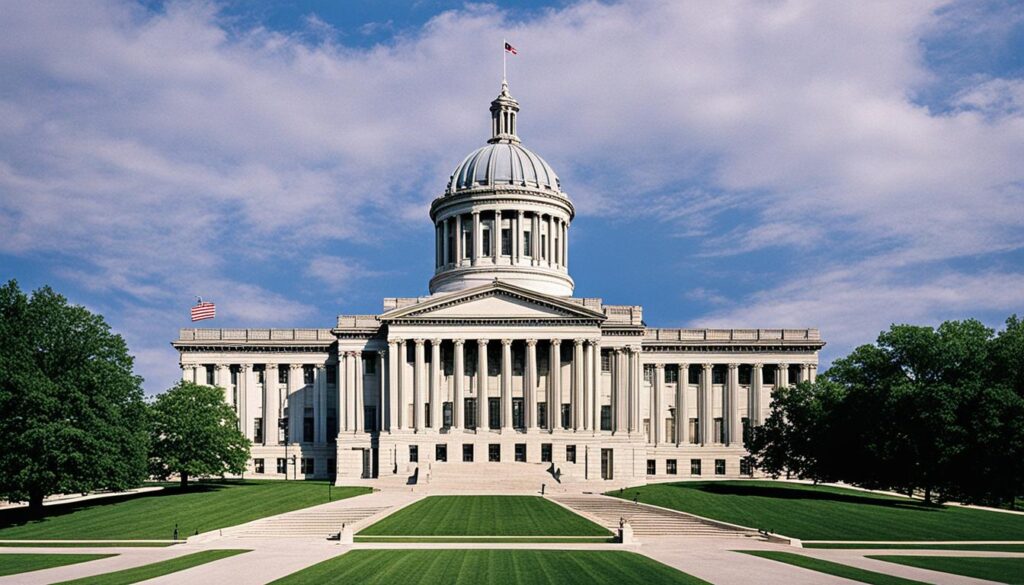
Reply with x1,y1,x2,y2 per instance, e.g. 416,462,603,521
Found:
172,82,824,485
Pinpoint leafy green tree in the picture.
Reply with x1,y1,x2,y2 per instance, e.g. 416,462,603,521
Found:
149,381,250,488
0,280,149,513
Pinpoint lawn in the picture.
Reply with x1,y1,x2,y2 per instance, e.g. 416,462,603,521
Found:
869,555,1024,584
0,553,114,577
270,550,709,585
0,481,370,540
608,481,1024,541
52,549,248,585
0,542,176,548
738,551,928,585
359,496,611,537
805,543,1024,552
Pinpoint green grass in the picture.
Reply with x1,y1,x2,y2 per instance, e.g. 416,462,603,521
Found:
0,542,176,548
0,481,370,540
359,496,611,536
608,481,1024,541
805,542,1024,552
354,536,615,543
869,555,1024,584
738,551,929,585
270,550,709,585
52,549,249,585
0,553,114,577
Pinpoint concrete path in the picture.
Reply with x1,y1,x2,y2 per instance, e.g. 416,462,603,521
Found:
0,544,203,585
798,547,1019,585
0,487,164,511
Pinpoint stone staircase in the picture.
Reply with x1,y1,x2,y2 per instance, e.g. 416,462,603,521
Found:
552,495,755,538
222,504,390,539
420,461,578,493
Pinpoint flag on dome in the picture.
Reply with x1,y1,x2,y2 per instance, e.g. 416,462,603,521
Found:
504,41,517,55
190,299,216,321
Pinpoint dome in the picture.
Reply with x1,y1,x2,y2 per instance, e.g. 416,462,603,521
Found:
449,142,561,194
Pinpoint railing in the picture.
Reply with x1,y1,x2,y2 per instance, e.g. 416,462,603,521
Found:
177,328,334,342
335,315,380,328
603,305,643,325
644,328,821,341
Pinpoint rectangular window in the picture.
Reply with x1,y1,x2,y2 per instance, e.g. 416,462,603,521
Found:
740,457,753,476
302,457,315,474
512,397,524,429
713,367,726,385
463,227,473,259
463,444,474,462
515,443,526,462
643,365,654,383
714,417,724,443
644,418,651,442
482,226,492,256
501,228,511,255
523,231,532,256
254,458,265,474
256,367,265,384
739,365,751,385
537,402,547,429
601,405,612,431
601,352,611,372
489,398,501,429
443,402,453,428
561,404,571,429
691,459,702,475
763,367,776,384
447,230,454,263
303,409,314,442
205,366,215,385
276,458,287,474
688,367,700,385
253,418,263,444
409,445,419,463
647,459,656,475
667,459,677,475
541,443,552,463
715,459,726,475
436,444,447,463
665,365,678,383
566,444,576,463
489,443,501,462
279,368,288,384
465,398,477,429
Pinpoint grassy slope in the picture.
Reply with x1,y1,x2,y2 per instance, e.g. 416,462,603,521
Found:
0,542,176,548
270,550,709,585
869,555,1024,584
608,481,1024,541
806,543,1024,552
0,553,115,577
0,481,370,540
738,551,929,585
359,496,611,536
52,549,248,585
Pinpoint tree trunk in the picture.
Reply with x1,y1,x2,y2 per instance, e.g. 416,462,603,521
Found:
28,489,45,517
180,471,189,489
923,485,932,504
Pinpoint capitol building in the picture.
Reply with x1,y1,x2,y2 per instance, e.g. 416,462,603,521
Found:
173,83,824,486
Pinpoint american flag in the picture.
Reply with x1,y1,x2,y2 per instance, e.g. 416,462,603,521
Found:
190,300,216,322
504,42,517,55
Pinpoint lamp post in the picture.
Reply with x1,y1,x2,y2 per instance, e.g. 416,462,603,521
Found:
280,417,289,481
291,454,297,481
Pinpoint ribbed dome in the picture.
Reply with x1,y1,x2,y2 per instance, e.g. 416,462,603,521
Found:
449,142,561,194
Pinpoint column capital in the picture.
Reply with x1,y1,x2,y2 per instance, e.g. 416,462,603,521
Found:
654,363,665,370
314,363,326,370
377,349,387,357
613,347,622,354
628,344,642,353
395,338,405,346
589,338,602,346
472,210,480,217
241,363,253,372
501,338,513,347
476,338,490,347
413,338,425,346
289,363,302,371
702,363,713,371
778,362,789,368
430,338,443,346
550,338,562,347
453,338,465,347
678,362,689,369
728,363,739,370
573,338,586,347
525,339,537,347
516,209,524,218
752,362,764,369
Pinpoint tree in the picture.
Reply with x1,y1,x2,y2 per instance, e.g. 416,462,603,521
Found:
0,280,149,513
148,381,250,488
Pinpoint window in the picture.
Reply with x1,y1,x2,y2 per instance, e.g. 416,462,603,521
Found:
689,367,700,385
424,403,431,428
601,352,611,372
512,397,524,429
482,226,492,256
715,459,726,475
664,365,677,383
536,402,547,429
740,457,753,476
644,418,650,442
447,229,454,263
465,398,477,429
561,404,571,429
763,366,776,384
739,365,751,385
253,418,263,444
690,459,702,475
566,445,577,463
463,226,473,259
205,366,215,385
501,228,512,255
436,444,447,463
647,459,656,475
643,365,654,383
667,459,677,475
689,418,699,443
443,402,453,428
463,444,474,462
742,417,751,443
489,443,501,462
281,415,289,443
254,458,265,474
256,367,265,384
304,408,314,442
279,368,288,384
304,366,314,385
302,457,315,475
523,230,532,256
409,445,419,463
539,444,552,463
489,398,501,429
541,234,547,259
712,366,726,385
277,458,287,474
601,405,612,431
714,417,724,443
515,443,526,462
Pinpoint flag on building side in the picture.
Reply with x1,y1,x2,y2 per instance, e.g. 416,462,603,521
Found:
191,300,216,321
504,42,517,55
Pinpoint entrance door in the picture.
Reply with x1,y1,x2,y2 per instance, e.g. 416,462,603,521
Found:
601,448,613,480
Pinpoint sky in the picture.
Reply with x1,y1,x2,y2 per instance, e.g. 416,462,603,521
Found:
2,0,1023,395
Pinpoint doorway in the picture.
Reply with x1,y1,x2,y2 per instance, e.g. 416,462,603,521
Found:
601,448,613,480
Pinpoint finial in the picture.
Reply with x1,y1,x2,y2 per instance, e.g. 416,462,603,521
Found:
489,80,520,144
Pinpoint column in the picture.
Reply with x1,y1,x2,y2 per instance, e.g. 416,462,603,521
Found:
611,348,623,432
549,339,561,431
525,339,538,430
591,339,601,433
376,350,386,432
471,212,480,265
809,364,818,383
413,339,425,432
315,363,327,443
215,364,230,402
531,213,540,265
501,339,513,431
584,341,596,433
454,214,463,265
562,221,569,268
727,363,740,445
572,339,585,430
342,351,352,432
477,339,489,430
700,363,712,445
493,211,502,262
265,363,279,445
355,352,365,433
751,363,763,426
285,364,300,442
631,346,642,433
652,364,663,445
240,364,253,438
800,363,810,383
676,363,688,445
442,218,450,266
387,341,399,431
777,363,790,388
396,340,406,430
453,339,465,429
515,210,524,264
429,339,442,429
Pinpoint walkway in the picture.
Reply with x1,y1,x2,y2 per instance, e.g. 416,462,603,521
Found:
552,494,755,538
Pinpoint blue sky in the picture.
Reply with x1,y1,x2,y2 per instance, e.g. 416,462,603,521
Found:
2,1,1023,395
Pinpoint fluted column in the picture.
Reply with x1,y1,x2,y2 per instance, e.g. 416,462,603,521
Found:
572,339,585,430
396,340,407,430
215,364,230,402
611,348,623,432
287,364,301,442
676,363,688,445
387,341,399,431
549,339,561,431
727,363,740,445
413,339,425,432
454,214,463,266
525,339,538,430
546,215,554,266
531,213,540,265
800,363,810,383
751,363,763,426
477,339,489,430
471,212,480,265
563,221,569,268
583,340,594,433
341,351,352,432
430,339,442,429
778,363,790,388
265,363,279,445
493,211,502,262
355,352,365,433
591,339,602,433
452,340,464,429
652,364,663,445
240,364,253,438
501,339,513,430
515,210,524,264
809,364,818,383
700,363,712,445
376,350,385,432
442,218,450,266
315,362,327,443
631,346,642,433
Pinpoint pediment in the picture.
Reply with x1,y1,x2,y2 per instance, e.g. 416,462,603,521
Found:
380,282,606,322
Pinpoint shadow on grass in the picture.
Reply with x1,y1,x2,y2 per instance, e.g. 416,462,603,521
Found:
673,482,943,512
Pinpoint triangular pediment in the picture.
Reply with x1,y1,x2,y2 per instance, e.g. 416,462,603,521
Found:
380,281,606,322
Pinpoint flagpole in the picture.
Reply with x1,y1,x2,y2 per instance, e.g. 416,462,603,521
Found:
502,38,507,82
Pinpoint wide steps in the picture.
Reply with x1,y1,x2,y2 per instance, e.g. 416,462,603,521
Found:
228,506,388,538
553,496,750,538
